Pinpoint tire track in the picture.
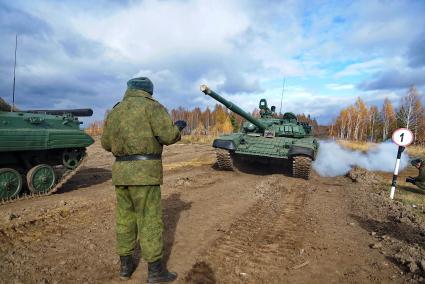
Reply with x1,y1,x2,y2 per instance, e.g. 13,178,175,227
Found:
186,176,308,283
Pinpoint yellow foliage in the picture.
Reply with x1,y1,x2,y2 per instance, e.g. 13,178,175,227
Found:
86,121,103,137
222,116,233,134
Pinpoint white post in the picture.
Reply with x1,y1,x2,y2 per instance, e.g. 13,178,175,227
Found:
390,146,404,200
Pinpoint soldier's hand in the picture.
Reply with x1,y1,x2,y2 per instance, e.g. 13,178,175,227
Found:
406,177,416,184
174,120,187,131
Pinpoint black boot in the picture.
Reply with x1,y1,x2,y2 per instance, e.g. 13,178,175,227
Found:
119,255,135,280
147,259,177,283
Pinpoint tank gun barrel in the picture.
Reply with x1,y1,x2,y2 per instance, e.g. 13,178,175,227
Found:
200,85,267,130
25,108,93,117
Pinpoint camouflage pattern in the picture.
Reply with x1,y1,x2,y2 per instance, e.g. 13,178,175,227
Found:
416,164,425,190
115,185,163,261
101,88,181,185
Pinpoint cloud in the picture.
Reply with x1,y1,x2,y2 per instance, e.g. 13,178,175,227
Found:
326,83,354,91
335,59,383,77
358,69,425,91
0,0,424,125
407,32,425,68
0,2,51,36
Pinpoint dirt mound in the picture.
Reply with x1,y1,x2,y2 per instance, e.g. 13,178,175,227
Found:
351,181,425,281
185,261,216,283
346,166,386,186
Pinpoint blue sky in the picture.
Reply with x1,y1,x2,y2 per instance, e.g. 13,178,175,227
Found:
0,0,424,124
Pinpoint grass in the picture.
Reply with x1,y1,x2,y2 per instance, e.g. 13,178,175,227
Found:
337,139,425,158
179,134,216,145
337,140,376,152
164,157,215,170
406,145,425,158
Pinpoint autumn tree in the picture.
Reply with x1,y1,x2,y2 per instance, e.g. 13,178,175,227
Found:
397,86,423,140
330,86,424,144
381,98,396,141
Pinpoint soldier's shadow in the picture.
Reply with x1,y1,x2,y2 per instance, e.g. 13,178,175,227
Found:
133,193,192,266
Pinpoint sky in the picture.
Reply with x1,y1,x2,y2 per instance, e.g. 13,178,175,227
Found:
0,0,424,125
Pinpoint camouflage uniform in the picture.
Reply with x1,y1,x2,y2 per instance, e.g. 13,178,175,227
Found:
416,164,425,190
101,87,180,262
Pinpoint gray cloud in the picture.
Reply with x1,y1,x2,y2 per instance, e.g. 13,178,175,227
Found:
0,2,51,36
407,32,425,68
358,69,425,91
1,0,424,125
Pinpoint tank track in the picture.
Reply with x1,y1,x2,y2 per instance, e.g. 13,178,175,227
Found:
292,156,312,180
215,149,235,171
0,154,88,205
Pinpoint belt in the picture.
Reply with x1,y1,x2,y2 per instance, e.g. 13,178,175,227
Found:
115,154,161,161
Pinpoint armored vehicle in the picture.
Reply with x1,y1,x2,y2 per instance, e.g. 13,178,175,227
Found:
0,107,94,200
200,85,319,179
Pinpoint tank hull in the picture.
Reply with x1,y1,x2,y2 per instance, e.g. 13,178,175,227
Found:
0,110,94,200
213,134,318,160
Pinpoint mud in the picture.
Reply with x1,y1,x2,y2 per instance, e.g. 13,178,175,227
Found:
0,141,425,283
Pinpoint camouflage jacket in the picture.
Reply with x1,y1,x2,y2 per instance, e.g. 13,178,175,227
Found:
416,165,425,190
101,89,181,185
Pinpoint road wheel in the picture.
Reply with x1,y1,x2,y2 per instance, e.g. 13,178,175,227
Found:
27,164,56,194
215,149,235,170
0,168,22,199
292,156,312,180
62,149,85,169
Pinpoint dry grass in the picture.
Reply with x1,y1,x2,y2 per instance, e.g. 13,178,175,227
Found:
164,157,215,170
337,140,376,152
180,134,216,145
396,185,425,206
337,140,425,158
406,145,425,158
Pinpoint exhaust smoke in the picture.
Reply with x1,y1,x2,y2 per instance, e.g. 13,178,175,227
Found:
312,141,410,177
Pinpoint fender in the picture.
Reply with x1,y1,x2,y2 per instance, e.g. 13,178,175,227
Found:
212,139,236,151
288,145,315,160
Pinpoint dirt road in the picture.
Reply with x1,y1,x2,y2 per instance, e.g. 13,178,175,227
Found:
1,141,425,283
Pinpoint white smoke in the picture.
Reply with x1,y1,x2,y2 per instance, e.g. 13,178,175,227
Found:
312,141,410,177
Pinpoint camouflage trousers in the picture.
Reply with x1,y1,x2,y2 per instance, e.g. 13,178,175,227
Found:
115,185,164,262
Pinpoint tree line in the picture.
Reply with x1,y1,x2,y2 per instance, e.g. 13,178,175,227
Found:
169,104,319,135
329,86,425,145
86,103,319,137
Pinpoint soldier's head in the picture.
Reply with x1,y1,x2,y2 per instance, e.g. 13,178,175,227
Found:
411,158,423,169
127,77,154,95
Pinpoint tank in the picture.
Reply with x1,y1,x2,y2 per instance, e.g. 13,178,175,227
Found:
200,85,319,179
0,108,95,200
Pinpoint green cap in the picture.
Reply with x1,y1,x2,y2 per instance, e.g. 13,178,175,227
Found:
411,158,423,166
127,77,154,95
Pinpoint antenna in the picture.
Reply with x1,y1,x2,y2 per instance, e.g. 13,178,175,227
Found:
12,34,18,112
279,75,286,116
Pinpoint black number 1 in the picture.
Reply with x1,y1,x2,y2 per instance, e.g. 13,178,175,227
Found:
400,133,405,142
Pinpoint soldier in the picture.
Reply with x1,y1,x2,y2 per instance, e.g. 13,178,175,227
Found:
406,158,425,190
101,77,186,283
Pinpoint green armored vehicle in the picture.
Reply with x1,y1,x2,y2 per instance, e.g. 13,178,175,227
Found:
200,85,319,179
0,105,94,200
